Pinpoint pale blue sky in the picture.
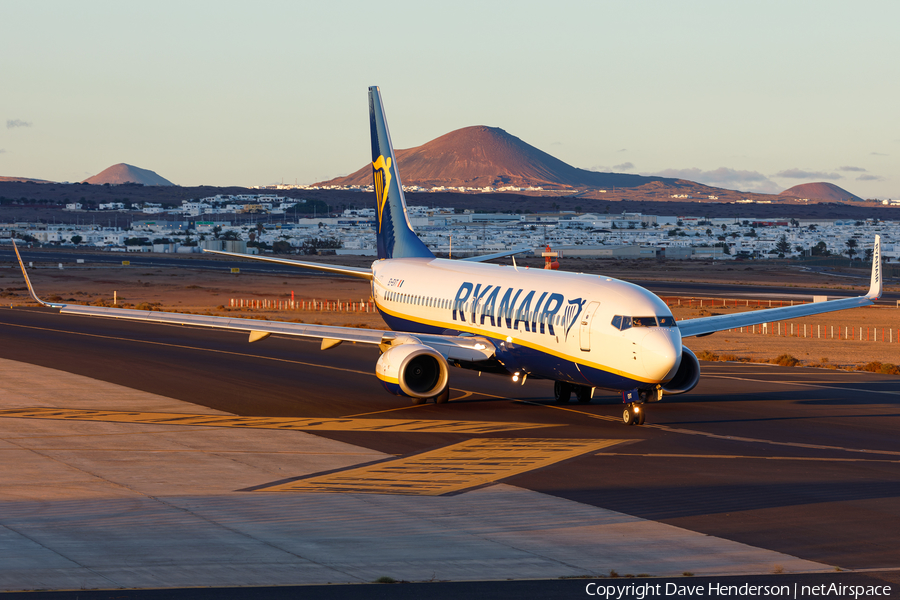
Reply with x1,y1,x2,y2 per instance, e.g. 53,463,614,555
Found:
2,0,898,198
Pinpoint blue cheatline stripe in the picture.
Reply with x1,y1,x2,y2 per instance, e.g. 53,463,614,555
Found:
375,305,650,391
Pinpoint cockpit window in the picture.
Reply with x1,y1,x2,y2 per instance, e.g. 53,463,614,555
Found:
612,315,663,330
631,316,658,328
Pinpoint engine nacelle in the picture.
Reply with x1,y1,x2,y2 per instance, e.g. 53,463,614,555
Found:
660,347,701,396
375,343,449,399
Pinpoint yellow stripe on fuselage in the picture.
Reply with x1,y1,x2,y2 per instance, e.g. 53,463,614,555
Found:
373,301,660,385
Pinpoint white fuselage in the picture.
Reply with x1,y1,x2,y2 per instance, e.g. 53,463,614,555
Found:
371,257,683,391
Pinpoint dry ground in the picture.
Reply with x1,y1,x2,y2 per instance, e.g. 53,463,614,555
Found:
669,303,899,370
2,260,897,371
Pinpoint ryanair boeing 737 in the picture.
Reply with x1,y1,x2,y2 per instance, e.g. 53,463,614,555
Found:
14,86,883,426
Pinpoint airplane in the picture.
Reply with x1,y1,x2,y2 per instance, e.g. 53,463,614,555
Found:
13,86,884,426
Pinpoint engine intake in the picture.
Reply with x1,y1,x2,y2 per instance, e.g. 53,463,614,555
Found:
376,343,449,399
660,347,701,396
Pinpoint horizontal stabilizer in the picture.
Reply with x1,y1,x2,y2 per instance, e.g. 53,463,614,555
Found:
202,249,373,280
459,246,533,263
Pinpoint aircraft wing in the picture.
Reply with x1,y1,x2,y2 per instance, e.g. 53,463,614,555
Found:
201,249,373,280
458,246,532,262
12,242,493,363
678,235,883,338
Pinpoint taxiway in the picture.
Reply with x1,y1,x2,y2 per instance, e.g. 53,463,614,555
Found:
0,306,898,591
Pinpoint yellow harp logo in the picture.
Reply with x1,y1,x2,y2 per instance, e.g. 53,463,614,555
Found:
372,155,392,229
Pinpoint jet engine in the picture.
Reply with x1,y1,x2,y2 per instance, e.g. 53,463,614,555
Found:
375,343,449,400
660,347,701,395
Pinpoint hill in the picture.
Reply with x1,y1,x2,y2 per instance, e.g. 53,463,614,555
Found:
0,176,54,183
319,126,676,190
779,182,862,202
83,163,174,186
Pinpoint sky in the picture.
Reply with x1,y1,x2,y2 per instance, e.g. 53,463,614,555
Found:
2,0,898,198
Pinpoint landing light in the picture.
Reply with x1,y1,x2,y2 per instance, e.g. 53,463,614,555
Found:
473,343,486,350
506,336,513,343
634,405,640,413
512,372,520,382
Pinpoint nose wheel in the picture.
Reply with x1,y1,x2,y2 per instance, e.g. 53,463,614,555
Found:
622,388,650,425
623,402,646,426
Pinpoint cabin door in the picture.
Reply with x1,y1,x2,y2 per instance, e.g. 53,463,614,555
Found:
579,302,600,351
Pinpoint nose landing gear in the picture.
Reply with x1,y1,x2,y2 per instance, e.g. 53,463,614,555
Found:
622,388,650,426
622,402,645,426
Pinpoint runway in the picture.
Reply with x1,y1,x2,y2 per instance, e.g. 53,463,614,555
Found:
0,306,899,592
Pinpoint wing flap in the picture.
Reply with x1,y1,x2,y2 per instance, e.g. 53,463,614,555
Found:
202,249,373,280
58,304,496,360
58,303,387,344
678,296,873,338
459,246,532,263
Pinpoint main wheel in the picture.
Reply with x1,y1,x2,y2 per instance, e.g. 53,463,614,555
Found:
635,404,646,425
575,386,592,404
434,387,450,404
554,381,572,404
622,405,636,426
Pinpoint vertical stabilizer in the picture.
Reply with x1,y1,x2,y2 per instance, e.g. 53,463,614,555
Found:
369,86,433,260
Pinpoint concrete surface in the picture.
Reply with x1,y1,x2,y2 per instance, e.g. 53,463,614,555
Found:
0,357,831,591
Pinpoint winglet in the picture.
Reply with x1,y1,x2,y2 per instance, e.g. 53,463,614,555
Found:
866,234,882,300
11,240,63,308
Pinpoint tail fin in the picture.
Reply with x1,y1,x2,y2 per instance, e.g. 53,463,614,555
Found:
369,86,433,260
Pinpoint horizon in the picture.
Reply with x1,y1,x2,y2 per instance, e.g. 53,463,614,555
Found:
2,1,898,198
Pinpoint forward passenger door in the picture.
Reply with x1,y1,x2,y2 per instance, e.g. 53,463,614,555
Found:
579,302,600,351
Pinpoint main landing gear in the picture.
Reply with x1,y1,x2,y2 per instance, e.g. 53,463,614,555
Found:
554,381,592,404
411,387,450,405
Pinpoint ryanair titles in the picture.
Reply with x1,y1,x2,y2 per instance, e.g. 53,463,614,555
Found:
452,282,586,338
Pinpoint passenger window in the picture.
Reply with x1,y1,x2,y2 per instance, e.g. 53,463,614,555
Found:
611,315,622,329
657,316,676,327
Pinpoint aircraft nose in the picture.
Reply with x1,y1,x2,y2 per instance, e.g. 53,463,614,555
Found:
641,329,682,381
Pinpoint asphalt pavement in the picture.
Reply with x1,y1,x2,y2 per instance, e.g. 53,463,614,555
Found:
0,306,898,577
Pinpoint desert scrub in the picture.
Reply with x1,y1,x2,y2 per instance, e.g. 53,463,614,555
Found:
695,350,719,361
771,354,801,367
856,362,900,375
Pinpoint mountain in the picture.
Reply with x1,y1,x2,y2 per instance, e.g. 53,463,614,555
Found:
779,182,862,202
0,176,54,183
319,126,675,190
83,163,174,186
